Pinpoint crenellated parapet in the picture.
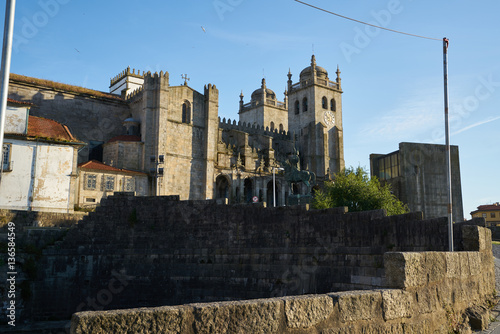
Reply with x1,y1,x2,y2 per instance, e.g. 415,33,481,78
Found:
125,86,144,102
218,116,291,140
110,66,145,87
204,83,219,101
143,70,169,88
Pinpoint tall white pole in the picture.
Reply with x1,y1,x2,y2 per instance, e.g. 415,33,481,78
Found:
443,37,454,252
0,0,16,181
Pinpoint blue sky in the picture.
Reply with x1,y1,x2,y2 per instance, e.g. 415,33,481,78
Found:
3,0,499,218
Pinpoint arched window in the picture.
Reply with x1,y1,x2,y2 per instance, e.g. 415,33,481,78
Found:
330,98,336,111
294,100,300,114
322,96,328,109
182,101,191,123
302,97,308,112
279,124,284,133
270,121,275,131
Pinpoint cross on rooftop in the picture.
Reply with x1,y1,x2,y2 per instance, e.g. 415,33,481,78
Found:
181,74,190,86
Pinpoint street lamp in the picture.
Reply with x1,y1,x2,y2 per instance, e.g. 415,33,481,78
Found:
272,166,284,207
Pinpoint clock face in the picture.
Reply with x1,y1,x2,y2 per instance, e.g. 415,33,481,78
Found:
324,110,335,126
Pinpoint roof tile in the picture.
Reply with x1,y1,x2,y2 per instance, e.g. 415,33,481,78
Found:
78,160,146,175
28,116,78,142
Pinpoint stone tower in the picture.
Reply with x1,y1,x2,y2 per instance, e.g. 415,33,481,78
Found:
287,55,345,177
238,78,288,133
125,70,220,200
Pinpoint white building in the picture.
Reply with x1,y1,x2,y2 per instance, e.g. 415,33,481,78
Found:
1,99,84,213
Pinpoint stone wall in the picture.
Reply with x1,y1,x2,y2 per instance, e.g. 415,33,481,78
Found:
8,74,130,162
5,193,494,326
70,230,495,333
0,209,86,229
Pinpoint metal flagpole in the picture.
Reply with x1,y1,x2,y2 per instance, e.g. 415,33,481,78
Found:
0,0,16,183
443,37,454,252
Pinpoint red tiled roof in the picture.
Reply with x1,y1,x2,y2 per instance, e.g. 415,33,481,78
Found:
28,116,81,143
472,204,500,213
78,160,146,175
7,98,33,106
107,135,142,143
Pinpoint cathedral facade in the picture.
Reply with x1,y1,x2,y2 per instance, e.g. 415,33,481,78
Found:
7,56,344,206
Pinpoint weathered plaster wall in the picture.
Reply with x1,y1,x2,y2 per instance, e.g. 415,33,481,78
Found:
4,105,29,134
0,139,77,213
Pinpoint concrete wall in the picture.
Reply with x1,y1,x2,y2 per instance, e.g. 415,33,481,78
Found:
70,232,495,333
371,142,464,222
398,142,464,222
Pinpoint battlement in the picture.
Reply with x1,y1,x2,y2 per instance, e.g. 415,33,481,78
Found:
110,66,145,87
140,70,170,91
218,116,291,140
204,83,218,96
125,86,143,102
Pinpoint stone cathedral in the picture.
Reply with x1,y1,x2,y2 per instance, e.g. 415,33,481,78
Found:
7,55,344,206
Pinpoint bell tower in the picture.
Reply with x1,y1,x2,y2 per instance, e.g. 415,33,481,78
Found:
287,55,344,178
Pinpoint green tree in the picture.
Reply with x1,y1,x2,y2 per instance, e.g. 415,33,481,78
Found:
312,166,408,216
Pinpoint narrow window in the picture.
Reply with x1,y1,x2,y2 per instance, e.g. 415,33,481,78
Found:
322,96,327,109
2,143,11,171
104,176,115,191
182,101,191,124
279,124,284,132
294,100,300,114
492,212,496,218
302,97,308,112
330,98,336,111
270,121,275,131
125,178,135,192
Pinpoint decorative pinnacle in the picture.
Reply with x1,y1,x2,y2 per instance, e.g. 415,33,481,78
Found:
311,54,316,67
261,78,266,89
287,68,292,81
239,90,244,101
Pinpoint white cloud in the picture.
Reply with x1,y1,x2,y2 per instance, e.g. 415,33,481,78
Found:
452,115,500,136
361,92,442,141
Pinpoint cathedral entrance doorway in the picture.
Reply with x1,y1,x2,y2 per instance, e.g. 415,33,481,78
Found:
215,175,229,200
244,178,253,203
